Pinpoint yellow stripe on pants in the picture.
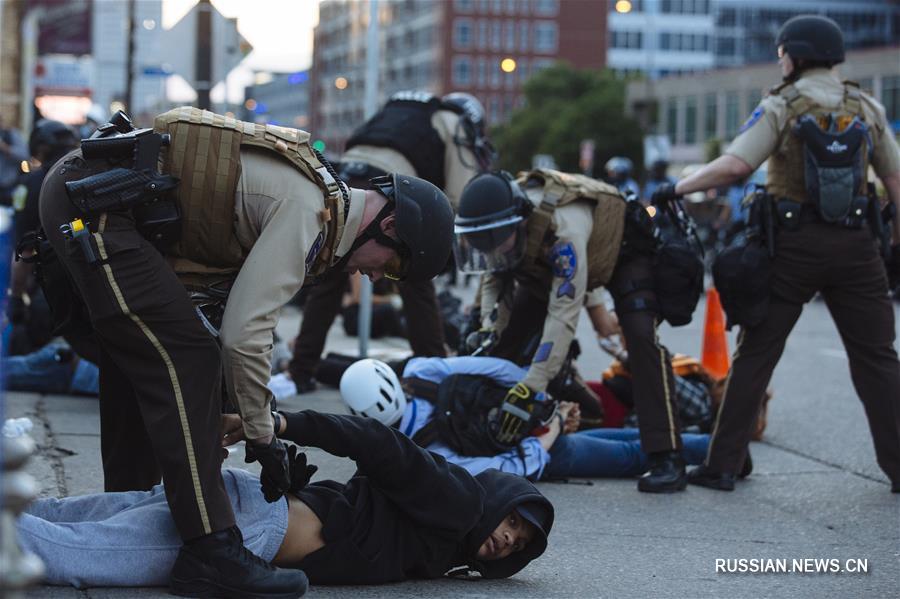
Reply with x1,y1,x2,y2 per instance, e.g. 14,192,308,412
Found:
654,317,678,449
93,232,212,535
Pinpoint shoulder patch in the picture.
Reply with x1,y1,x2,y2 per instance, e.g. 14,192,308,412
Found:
739,106,765,134
549,241,577,299
305,231,325,274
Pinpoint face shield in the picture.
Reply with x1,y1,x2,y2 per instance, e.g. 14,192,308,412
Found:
453,214,527,273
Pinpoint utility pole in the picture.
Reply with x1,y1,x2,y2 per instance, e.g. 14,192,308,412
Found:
357,0,380,358
125,0,136,114
196,0,212,110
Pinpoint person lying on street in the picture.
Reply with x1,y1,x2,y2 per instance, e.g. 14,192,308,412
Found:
17,410,553,591
340,356,714,481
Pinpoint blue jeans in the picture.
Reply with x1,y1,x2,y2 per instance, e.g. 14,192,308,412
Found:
543,428,709,479
3,343,99,395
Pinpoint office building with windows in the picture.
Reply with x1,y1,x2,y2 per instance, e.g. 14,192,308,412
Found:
242,71,311,129
626,45,900,165
310,0,606,155
608,0,899,79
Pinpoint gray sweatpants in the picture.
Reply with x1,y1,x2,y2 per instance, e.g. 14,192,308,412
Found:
16,468,288,588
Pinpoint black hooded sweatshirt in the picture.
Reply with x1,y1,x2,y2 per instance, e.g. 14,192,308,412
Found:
279,410,553,584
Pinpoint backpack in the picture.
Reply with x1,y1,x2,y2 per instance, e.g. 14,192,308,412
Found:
405,374,519,457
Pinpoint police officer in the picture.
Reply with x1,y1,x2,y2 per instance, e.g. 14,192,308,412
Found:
654,15,900,491
38,107,454,596
287,91,494,392
604,156,640,198
455,169,690,493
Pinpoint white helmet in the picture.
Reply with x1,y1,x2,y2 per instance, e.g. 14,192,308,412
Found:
339,359,407,425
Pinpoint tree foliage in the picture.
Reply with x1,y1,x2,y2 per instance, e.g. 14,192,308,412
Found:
491,63,644,177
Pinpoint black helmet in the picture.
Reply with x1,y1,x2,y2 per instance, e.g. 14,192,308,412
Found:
776,15,844,66
369,173,454,281
442,92,496,172
453,171,531,273
29,119,78,161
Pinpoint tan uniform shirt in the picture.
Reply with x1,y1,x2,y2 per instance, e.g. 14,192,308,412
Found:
340,109,480,208
726,68,900,177
219,149,363,439
480,194,596,392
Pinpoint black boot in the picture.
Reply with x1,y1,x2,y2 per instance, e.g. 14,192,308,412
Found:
686,464,736,491
170,526,308,598
637,451,686,493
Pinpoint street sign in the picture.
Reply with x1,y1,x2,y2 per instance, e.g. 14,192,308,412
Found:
34,55,93,97
159,4,251,91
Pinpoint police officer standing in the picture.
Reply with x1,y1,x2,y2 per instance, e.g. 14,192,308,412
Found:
455,169,693,492
38,107,454,596
653,15,900,492
287,91,493,392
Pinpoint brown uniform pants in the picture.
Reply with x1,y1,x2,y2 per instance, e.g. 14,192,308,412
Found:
289,268,446,381
39,153,234,541
706,223,900,484
608,252,682,454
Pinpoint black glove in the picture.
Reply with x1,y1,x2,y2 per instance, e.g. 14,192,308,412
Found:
889,244,900,291
6,296,26,325
274,444,318,496
465,327,496,355
495,382,541,445
650,182,680,206
245,436,291,503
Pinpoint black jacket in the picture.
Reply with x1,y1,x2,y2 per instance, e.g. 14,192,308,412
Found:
280,410,552,584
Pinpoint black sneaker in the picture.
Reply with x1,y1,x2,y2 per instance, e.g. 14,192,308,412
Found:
170,526,308,598
687,464,736,491
637,451,687,493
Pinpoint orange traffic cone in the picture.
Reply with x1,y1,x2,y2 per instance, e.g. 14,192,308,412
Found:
701,287,730,380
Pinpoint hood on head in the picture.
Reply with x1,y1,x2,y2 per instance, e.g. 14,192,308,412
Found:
457,469,554,579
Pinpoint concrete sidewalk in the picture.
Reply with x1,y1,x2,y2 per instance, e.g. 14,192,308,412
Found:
9,296,900,598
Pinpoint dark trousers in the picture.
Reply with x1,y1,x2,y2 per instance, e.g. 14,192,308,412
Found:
39,157,235,541
608,252,682,454
706,223,900,484
289,269,446,380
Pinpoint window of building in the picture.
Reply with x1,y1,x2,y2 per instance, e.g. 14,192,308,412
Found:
666,98,678,144
477,20,489,49
684,96,697,144
717,37,735,56
704,92,717,140
454,19,473,48
504,21,516,50
612,31,643,49
455,0,474,12
519,21,529,51
746,89,761,112
518,57,530,83
491,21,502,49
489,96,500,122
477,57,488,86
725,91,739,139
532,57,555,72
506,0,517,14
490,62,502,88
478,0,490,13
534,0,558,16
453,56,472,85
858,77,873,94
492,0,503,13
534,21,557,53
883,76,900,126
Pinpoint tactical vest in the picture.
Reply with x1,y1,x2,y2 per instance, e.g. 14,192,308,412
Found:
517,168,627,293
153,107,345,279
345,94,447,189
766,80,870,206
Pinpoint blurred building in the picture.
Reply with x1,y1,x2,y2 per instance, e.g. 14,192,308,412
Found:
608,0,899,79
242,71,311,129
310,0,607,155
626,45,900,165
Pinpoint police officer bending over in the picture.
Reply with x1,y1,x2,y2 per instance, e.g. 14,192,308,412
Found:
38,107,454,597
653,15,900,492
455,169,698,493
288,91,493,391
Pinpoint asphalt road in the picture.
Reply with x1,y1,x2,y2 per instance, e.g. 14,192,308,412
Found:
8,288,900,598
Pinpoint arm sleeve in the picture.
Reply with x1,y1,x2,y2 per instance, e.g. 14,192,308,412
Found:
521,202,592,392
282,410,484,532
403,355,528,387
431,437,549,480
866,99,900,178
724,98,784,171
219,195,323,440
479,273,512,334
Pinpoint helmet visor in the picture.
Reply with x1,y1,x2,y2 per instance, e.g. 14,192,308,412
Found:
453,220,526,273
